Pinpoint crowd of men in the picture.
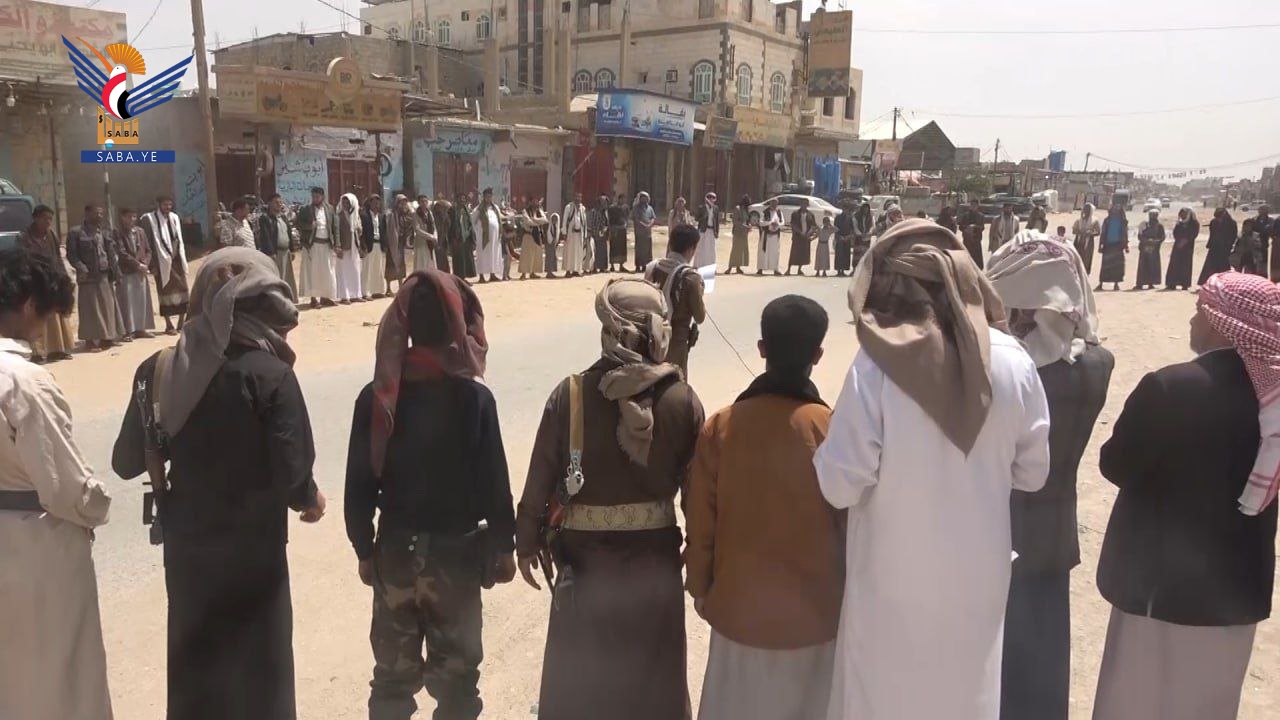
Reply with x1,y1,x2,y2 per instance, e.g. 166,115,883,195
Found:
16,197,191,363
1,187,1277,720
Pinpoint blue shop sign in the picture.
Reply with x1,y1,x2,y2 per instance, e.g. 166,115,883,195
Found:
595,90,695,146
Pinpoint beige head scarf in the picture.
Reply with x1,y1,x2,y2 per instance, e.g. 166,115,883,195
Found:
157,247,298,436
595,278,681,465
848,218,1008,454
986,229,1099,368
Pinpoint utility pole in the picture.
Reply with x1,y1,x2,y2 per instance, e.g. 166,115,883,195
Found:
993,138,1001,166
191,0,220,235
1083,152,1091,172
891,106,899,141
618,0,631,88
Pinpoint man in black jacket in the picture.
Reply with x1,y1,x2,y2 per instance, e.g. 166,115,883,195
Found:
1092,271,1279,720
257,194,298,300
345,271,515,720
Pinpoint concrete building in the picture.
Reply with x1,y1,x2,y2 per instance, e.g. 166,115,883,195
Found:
359,0,864,208
0,0,128,234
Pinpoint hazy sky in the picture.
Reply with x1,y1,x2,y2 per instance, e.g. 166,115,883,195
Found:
98,0,1280,179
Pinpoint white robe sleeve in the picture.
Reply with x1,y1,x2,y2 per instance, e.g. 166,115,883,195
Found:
814,350,884,509
8,371,110,528
1011,357,1051,492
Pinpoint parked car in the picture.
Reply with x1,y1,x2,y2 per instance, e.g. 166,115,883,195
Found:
747,194,843,226
0,194,34,251
1160,196,1172,208
980,194,1034,220
1143,198,1162,213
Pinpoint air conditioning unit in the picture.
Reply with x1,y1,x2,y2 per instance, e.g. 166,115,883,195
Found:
664,69,678,83
498,6,508,19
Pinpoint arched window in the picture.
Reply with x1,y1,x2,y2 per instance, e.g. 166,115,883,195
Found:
412,20,427,43
769,71,786,113
436,19,451,46
692,61,715,103
735,64,752,106
594,68,616,89
386,24,402,40
573,70,593,92
476,13,491,41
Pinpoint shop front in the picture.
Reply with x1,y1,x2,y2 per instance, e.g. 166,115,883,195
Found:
593,89,696,215
729,106,795,202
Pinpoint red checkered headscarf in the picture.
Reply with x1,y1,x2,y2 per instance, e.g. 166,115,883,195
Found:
1200,272,1280,515
370,270,487,477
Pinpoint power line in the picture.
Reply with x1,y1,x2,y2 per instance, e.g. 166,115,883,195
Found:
855,22,1280,35
619,8,1280,36
129,0,166,46
1086,151,1280,173
903,95,1280,120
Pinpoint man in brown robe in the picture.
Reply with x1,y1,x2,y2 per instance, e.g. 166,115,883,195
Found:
18,205,75,362
66,204,123,350
517,278,704,720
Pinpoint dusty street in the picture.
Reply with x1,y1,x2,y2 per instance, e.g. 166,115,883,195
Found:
51,208,1276,719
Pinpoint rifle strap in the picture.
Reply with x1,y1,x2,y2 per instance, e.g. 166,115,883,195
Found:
564,374,585,499
151,347,175,436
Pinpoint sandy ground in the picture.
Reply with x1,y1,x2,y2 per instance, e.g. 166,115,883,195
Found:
48,204,1277,719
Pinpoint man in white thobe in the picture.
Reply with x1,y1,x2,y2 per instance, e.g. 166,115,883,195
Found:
0,256,113,720
562,192,589,277
814,218,1050,720
472,188,503,283
694,192,720,269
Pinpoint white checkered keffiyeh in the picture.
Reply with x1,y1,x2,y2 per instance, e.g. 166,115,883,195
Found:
1200,272,1280,515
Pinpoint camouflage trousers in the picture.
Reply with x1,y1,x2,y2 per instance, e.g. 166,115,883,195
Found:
369,529,484,720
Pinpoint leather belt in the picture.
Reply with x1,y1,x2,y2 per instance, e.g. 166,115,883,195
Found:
0,490,43,513
562,499,676,532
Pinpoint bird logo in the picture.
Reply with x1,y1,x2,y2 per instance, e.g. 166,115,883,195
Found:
62,36,193,121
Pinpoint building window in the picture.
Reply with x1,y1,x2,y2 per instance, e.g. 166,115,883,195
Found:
735,64,752,106
573,70,593,92
769,71,786,112
699,0,714,19
436,19,451,45
822,96,834,116
692,61,714,103
386,24,402,40
595,68,615,89
844,89,856,120
578,2,590,31
598,2,611,30
476,13,491,40
413,20,427,43
742,0,753,22
774,10,786,34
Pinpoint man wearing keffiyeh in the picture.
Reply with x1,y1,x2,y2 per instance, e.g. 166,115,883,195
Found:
1092,273,1279,720
343,269,516,720
986,231,1115,720
515,278,704,720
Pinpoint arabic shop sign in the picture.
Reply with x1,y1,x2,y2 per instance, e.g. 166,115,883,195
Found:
0,0,125,87
421,129,489,156
594,89,695,146
214,63,407,133
703,115,738,151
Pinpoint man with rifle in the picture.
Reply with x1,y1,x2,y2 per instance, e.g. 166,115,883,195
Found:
516,278,704,720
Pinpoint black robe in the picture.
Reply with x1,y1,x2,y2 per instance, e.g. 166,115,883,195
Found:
1166,217,1199,289
1001,346,1114,720
112,347,319,720
1199,215,1238,285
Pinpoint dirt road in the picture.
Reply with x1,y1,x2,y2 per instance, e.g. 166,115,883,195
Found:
53,209,1276,719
